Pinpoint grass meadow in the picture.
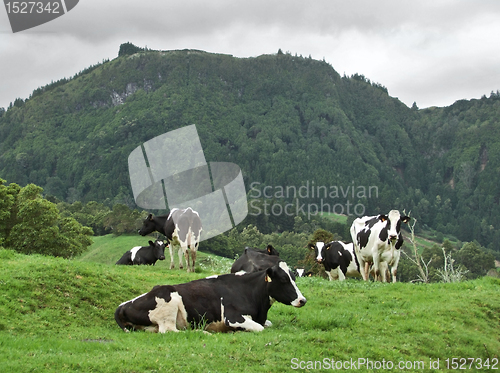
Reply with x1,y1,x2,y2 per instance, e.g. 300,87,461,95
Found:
0,235,499,372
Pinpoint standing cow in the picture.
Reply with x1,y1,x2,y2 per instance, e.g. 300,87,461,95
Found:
138,208,202,272
309,241,362,281
350,210,410,282
115,240,166,266
114,262,306,333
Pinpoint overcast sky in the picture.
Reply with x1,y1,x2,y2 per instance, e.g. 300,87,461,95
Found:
1,1,500,110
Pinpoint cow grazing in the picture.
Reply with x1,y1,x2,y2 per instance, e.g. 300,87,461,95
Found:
138,208,202,272
309,241,362,281
114,262,307,333
350,210,410,282
230,245,280,274
115,240,166,266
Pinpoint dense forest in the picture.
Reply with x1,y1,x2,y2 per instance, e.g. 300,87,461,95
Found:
1,43,500,257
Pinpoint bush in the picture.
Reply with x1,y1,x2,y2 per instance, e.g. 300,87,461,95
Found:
1,180,93,258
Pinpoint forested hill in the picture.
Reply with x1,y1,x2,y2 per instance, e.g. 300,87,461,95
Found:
1,44,500,253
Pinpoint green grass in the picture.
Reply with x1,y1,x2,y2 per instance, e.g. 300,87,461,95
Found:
319,212,348,224
1,241,499,372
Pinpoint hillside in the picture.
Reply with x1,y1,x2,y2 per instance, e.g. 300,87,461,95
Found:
1,45,500,253
0,247,499,372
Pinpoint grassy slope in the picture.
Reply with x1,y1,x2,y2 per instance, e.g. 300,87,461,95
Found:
0,238,499,372
78,234,234,272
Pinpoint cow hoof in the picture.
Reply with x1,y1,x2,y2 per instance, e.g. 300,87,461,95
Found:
170,265,175,270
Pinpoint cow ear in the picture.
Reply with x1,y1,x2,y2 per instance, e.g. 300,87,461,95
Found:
148,213,153,221
307,243,315,250
267,245,273,254
379,215,388,222
402,216,411,224
149,240,154,246
265,267,274,282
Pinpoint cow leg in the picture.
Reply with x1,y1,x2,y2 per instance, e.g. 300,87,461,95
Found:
190,247,197,273
176,246,183,269
177,246,184,269
380,269,386,282
326,270,334,281
372,256,382,282
176,238,189,271
391,267,397,283
184,248,191,272
378,261,389,282
148,294,187,333
169,245,175,269
216,299,265,332
363,261,370,281
338,268,346,281
356,255,369,281
227,315,265,332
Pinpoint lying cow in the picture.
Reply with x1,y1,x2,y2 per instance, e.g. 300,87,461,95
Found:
295,268,313,277
230,245,280,274
114,262,307,333
138,208,202,272
350,210,410,282
309,241,362,281
115,240,166,266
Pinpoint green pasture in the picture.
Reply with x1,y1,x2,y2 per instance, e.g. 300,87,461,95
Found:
0,236,498,372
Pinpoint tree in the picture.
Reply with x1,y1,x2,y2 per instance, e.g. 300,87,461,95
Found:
3,183,93,258
455,241,495,279
118,42,144,57
0,179,20,244
103,204,142,235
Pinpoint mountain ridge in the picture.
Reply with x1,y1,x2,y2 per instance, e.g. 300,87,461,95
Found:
1,44,500,252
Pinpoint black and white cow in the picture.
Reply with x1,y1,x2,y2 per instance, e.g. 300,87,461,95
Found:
114,262,307,333
115,240,166,266
308,241,362,281
230,245,280,274
138,208,202,272
294,268,313,277
350,210,410,282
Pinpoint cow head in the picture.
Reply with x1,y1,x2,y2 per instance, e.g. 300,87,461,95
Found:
266,244,279,256
379,210,410,243
139,214,157,236
149,240,166,261
309,242,326,263
265,262,307,308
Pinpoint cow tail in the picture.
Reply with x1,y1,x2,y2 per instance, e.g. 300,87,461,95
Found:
114,306,129,332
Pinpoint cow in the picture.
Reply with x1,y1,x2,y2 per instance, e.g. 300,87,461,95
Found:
230,245,280,274
115,240,166,266
295,268,313,277
308,241,362,281
350,210,410,282
138,208,202,272
114,261,307,333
